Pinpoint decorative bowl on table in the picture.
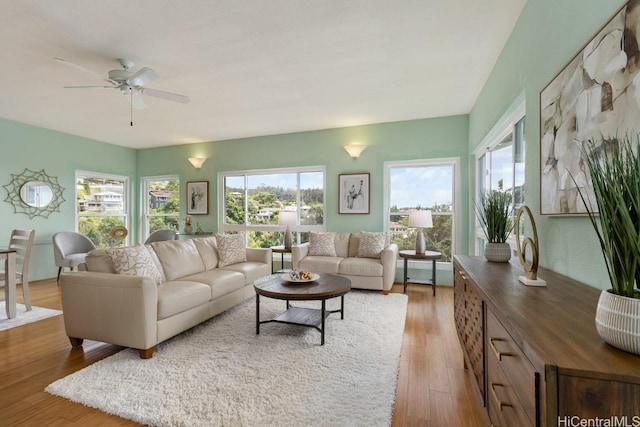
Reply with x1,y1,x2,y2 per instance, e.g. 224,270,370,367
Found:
281,269,319,283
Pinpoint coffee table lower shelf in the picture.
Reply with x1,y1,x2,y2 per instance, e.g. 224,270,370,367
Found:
256,296,344,345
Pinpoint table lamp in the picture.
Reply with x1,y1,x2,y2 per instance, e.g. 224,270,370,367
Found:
279,211,296,250
408,210,433,255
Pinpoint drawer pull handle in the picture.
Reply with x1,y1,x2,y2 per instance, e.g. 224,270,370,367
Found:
490,382,512,411
489,337,514,361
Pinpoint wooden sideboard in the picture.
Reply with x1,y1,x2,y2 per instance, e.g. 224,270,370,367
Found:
454,255,640,427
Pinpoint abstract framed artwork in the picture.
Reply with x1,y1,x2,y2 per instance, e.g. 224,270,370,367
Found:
187,181,209,215
540,0,640,215
339,173,370,214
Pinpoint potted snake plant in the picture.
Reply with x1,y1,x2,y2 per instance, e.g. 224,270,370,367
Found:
574,134,640,355
475,184,514,262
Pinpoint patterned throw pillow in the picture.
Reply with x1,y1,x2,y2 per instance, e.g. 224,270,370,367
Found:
216,233,247,267
308,232,337,256
357,232,387,259
105,245,164,284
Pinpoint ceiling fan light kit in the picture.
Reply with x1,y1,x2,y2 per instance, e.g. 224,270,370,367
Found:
57,57,190,125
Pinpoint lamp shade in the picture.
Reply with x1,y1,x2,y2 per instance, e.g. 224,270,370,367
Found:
278,210,296,226
408,210,433,228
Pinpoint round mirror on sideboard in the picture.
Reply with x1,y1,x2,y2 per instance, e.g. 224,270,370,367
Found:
3,168,65,218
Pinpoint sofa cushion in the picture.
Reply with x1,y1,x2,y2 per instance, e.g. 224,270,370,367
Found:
349,232,390,257
85,248,116,273
105,245,164,284
339,257,384,277
215,233,247,267
157,280,212,320
182,269,246,299
298,255,342,274
192,236,219,270
334,233,351,258
152,239,206,281
357,232,387,259
221,261,271,285
308,232,336,256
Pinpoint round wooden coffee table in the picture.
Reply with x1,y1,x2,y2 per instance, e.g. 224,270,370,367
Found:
253,273,351,345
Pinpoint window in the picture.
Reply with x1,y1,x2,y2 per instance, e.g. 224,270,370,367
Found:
76,171,129,248
384,158,459,262
142,176,180,240
475,105,526,254
219,166,325,248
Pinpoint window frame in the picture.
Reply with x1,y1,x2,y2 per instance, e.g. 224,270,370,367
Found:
383,157,460,266
218,165,327,244
141,175,180,242
75,170,130,247
474,98,526,255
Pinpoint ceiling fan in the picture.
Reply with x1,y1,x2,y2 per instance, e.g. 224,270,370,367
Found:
55,57,190,114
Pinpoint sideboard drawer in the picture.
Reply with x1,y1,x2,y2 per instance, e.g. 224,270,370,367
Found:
487,351,533,427
487,308,537,425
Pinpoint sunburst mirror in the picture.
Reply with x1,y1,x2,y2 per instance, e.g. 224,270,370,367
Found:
3,168,65,218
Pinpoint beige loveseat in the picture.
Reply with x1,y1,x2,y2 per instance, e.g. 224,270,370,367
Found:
59,236,271,359
291,232,398,294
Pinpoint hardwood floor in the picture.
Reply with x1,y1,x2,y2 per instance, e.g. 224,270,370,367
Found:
0,279,489,426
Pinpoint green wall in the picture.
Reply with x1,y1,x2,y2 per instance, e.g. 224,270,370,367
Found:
138,116,470,244
0,117,137,281
469,0,627,289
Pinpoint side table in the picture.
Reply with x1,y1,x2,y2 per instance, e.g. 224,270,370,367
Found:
398,250,441,295
270,245,292,273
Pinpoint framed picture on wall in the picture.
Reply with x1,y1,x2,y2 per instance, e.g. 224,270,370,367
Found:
187,181,209,215
539,0,639,215
339,173,370,214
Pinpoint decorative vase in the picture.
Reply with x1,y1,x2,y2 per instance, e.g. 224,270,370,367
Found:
484,242,511,263
184,224,192,234
595,290,640,356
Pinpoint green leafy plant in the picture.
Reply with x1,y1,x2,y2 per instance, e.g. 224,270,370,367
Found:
574,135,640,298
475,186,514,243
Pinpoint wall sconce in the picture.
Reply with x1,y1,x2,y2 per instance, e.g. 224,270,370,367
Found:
188,157,207,169
343,144,367,159
408,209,433,255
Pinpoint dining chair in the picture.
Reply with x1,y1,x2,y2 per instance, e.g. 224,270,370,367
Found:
144,229,177,244
0,229,35,311
52,231,97,284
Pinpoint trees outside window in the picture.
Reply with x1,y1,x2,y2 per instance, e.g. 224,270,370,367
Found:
220,167,325,248
76,171,129,248
143,176,180,240
385,159,458,262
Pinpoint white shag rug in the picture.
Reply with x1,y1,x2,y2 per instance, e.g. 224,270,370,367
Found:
46,291,408,427
0,302,62,331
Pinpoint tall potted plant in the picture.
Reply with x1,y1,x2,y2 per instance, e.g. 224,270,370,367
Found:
475,185,514,262
574,134,640,355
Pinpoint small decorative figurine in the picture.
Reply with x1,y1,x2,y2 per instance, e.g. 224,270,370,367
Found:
515,205,546,287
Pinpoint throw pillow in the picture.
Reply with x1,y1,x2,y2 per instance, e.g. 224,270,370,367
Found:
216,233,247,267
308,232,337,257
357,232,387,259
105,245,164,284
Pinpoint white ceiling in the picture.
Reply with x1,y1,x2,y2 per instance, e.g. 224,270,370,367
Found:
0,0,526,149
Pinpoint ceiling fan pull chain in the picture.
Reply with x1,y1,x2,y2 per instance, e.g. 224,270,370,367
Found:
130,89,134,126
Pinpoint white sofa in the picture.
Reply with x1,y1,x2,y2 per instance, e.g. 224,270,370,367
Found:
291,232,398,294
59,236,271,359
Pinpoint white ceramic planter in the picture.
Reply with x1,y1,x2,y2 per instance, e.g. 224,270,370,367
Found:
595,290,640,356
484,242,511,263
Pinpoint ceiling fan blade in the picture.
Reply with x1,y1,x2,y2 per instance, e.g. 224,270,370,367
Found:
55,58,104,79
127,67,158,87
129,91,148,110
64,85,116,89
141,88,190,104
